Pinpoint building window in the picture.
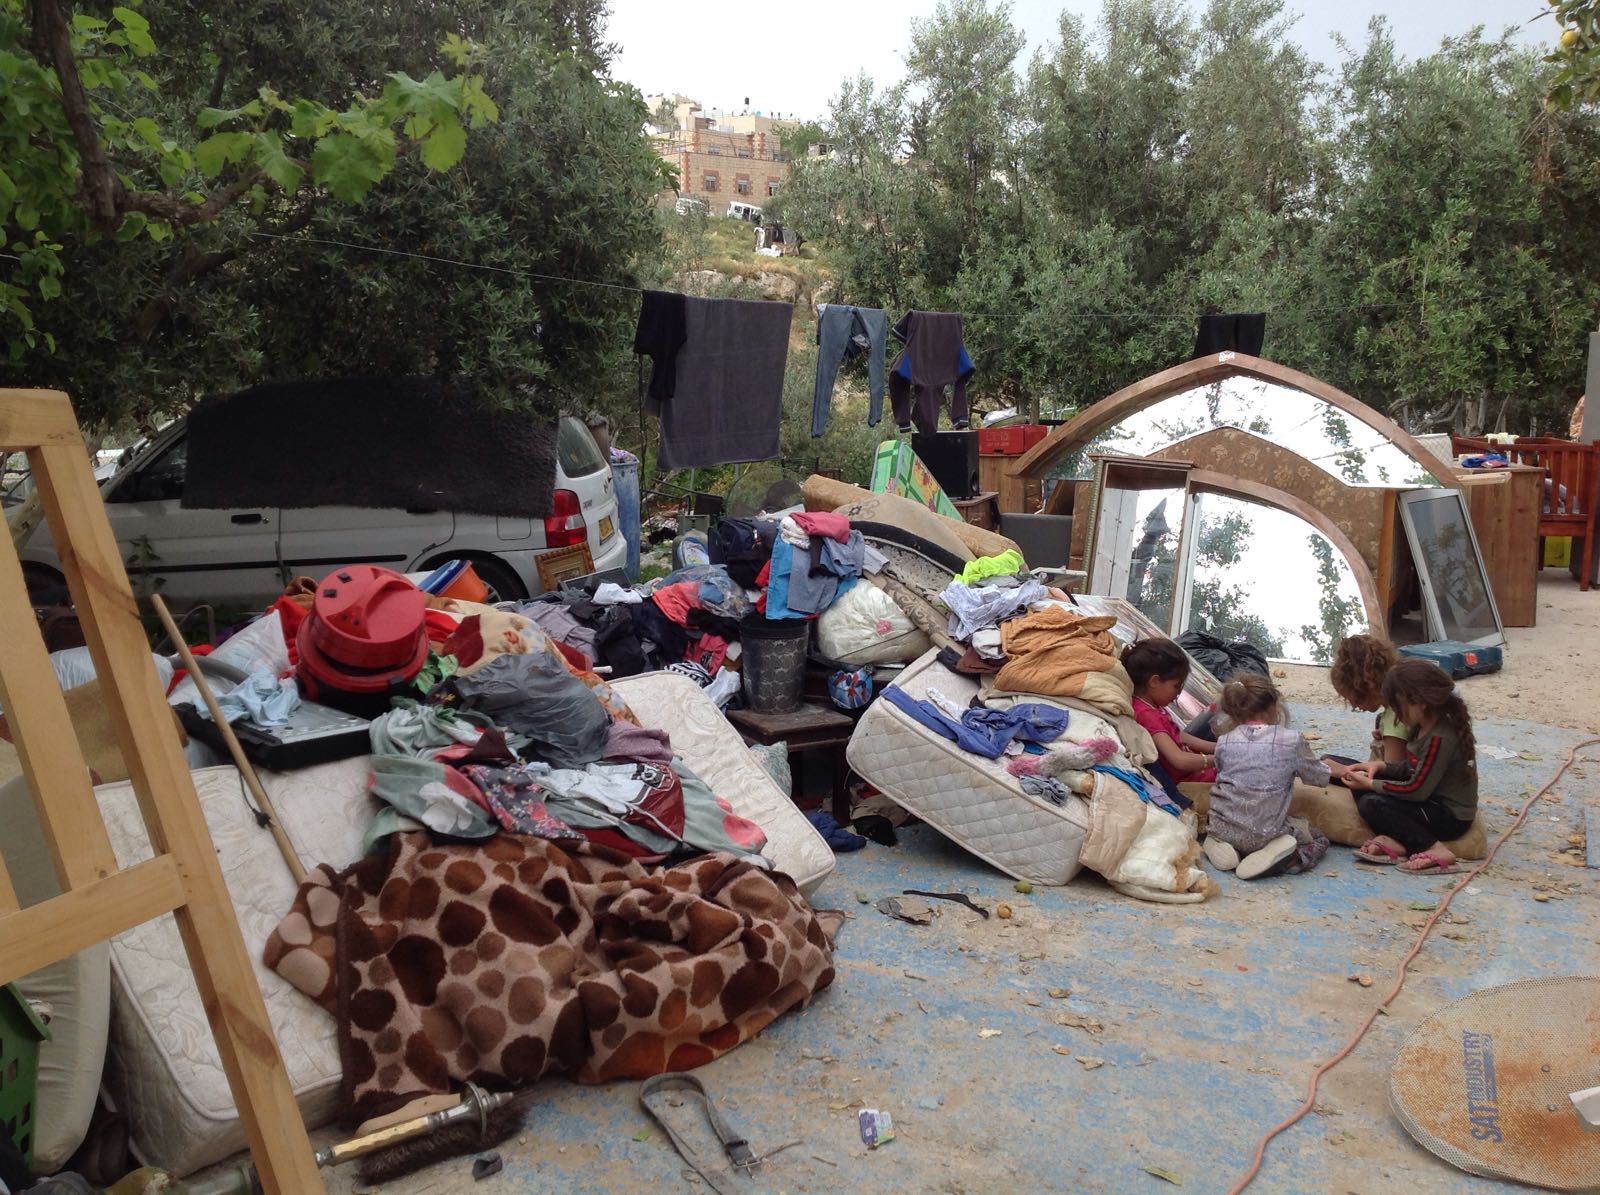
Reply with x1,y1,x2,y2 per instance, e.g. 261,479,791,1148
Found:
703,173,718,192
767,179,782,196
706,146,721,155
736,176,751,195
736,148,752,159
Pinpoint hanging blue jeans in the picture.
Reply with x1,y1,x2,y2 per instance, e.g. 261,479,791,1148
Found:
812,305,887,437
611,454,641,580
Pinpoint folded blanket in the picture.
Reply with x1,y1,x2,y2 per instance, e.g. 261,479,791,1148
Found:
994,607,1121,703
266,833,838,1118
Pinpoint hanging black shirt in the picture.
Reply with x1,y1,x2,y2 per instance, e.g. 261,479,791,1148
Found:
633,290,689,404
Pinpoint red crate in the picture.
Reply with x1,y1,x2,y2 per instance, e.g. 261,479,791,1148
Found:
978,424,1048,454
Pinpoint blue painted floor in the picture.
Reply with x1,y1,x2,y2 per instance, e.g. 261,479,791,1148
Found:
325,706,1600,1194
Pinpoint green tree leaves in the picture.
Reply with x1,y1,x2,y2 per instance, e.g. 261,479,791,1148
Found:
0,0,495,357
194,131,254,177
782,0,1595,435
4,0,662,431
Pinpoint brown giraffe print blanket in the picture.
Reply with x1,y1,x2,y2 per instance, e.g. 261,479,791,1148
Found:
266,831,837,1118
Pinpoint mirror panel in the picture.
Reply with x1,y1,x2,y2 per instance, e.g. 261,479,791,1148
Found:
1179,493,1369,666
1051,376,1441,488
1089,486,1183,633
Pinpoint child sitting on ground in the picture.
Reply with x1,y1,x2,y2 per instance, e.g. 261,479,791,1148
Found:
1126,639,1216,797
1203,673,1332,879
1324,634,1408,782
1343,659,1479,875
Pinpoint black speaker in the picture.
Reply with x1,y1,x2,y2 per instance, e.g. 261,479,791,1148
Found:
912,431,979,499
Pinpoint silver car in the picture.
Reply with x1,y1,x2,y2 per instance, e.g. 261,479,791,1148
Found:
20,415,625,604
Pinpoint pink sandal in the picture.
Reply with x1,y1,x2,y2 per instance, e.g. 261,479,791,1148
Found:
1400,849,1458,875
1354,839,1405,865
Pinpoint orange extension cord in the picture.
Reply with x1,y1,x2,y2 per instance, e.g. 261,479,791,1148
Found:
1227,735,1600,1194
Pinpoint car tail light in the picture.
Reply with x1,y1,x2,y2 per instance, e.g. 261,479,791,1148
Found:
544,488,587,548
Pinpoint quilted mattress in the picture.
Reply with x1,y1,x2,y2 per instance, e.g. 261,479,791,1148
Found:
101,677,835,1175
847,649,1091,886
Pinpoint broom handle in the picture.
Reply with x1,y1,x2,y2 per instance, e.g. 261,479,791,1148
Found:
317,1084,512,1165
151,595,307,885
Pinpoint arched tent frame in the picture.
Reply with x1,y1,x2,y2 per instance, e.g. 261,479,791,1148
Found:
1012,353,1456,497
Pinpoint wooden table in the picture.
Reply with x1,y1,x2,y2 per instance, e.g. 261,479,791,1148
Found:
726,703,855,824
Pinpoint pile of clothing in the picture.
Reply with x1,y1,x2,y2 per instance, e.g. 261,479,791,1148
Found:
756,512,883,619
361,603,768,867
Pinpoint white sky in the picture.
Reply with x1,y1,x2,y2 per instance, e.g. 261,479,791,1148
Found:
607,0,1548,122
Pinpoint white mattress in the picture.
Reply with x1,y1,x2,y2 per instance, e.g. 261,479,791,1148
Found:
99,762,365,1176
102,678,835,1176
847,649,1091,886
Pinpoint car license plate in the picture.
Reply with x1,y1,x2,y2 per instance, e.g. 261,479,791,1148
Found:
599,516,614,541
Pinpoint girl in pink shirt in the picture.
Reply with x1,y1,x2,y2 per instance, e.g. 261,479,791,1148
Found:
1125,639,1216,785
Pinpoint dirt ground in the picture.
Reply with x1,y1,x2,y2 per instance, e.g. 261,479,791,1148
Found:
1276,571,1600,730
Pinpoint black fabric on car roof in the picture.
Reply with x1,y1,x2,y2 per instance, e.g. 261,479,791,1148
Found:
182,375,557,518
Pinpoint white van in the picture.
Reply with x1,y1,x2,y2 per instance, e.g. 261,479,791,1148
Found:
726,201,762,221
19,415,625,605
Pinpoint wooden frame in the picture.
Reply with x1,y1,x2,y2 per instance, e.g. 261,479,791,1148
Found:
1013,354,1456,511
535,542,596,593
0,390,324,1194
1083,456,1194,627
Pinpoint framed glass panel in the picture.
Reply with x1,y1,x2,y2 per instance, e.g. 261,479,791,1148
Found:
1088,483,1184,632
1398,489,1505,647
1175,493,1369,665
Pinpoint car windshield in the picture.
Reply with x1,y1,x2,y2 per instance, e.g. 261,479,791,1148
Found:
558,416,607,478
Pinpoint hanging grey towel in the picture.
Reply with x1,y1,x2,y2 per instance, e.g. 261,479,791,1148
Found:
645,296,792,469
183,375,557,517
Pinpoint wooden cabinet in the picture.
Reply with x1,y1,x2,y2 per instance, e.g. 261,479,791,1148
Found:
980,454,1042,514
1457,464,1541,627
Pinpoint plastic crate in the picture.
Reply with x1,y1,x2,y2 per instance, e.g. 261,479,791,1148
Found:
0,983,50,1170
976,425,1045,454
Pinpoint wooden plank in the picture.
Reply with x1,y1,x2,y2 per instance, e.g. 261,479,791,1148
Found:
1068,480,1092,568
1377,489,1396,625
979,455,1005,497
0,853,17,915
0,389,82,449
1502,467,1540,626
1458,465,1539,627
0,856,185,984
24,439,327,1194
0,532,118,890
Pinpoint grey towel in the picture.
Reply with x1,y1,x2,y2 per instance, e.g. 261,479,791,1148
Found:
646,296,792,468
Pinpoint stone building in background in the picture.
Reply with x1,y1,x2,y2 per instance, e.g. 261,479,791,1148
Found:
646,96,796,209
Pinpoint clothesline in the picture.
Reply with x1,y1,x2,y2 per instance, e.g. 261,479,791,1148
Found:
246,230,1422,323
